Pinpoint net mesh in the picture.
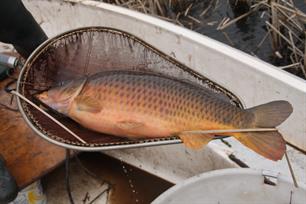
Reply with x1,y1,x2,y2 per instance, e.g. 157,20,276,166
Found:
18,27,242,149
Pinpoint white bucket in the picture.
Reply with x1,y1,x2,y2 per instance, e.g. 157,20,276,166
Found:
153,168,306,204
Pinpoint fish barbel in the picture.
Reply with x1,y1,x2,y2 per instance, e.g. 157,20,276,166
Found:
37,71,293,161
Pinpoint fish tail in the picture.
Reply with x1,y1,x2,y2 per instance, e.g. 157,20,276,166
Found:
233,100,293,161
247,100,293,128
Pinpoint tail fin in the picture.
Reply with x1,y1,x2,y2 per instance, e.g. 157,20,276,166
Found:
247,100,293,127
234,100,293,161
233,131,286,161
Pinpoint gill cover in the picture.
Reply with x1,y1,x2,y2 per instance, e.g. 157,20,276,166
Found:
36,77,87,114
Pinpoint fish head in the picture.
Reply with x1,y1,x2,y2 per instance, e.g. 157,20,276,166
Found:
36,78,86,115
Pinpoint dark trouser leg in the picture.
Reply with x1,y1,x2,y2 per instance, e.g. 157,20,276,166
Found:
0,0,46,202
0,0,48,58
0,155,18,203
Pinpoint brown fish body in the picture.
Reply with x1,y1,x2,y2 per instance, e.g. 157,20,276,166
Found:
37,71,292,161
66,71,247,138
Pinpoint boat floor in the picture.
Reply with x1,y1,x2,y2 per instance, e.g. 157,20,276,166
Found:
42,152,173,204
213,138,306,185
0,66,66,189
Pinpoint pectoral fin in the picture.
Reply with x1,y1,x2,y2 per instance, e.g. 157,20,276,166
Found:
179,132,215,150
116,121,145,130
75,95,101,113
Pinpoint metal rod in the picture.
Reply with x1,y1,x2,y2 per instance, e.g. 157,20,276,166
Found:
182,128,277,135
285,152,298,188
11,90,87,144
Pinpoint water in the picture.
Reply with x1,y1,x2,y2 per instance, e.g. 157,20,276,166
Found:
175,0,306,78
100,0,305,78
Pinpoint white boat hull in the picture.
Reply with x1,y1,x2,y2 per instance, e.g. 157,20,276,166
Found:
1,0,305,185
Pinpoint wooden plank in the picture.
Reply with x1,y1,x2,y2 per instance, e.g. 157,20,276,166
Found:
0,75,66,189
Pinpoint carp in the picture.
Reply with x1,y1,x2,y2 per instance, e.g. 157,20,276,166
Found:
37,71,293,161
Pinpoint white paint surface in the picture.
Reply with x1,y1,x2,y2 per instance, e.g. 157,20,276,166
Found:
153,168,306,204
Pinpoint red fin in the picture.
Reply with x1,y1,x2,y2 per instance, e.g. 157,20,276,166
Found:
233,131,286,161
179,133,215,150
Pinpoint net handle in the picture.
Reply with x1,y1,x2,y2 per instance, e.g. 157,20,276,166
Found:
11,90,88,144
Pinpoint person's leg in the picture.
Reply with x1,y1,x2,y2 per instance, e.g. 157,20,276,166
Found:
0,155,18,203
0,0,48,58
0,1,47,202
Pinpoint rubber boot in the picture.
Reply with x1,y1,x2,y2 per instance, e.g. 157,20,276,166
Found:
0,155,18,204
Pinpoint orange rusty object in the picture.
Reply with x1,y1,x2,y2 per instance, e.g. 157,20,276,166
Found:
0,74,66,189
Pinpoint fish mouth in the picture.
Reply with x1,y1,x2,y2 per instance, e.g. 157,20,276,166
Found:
35,92,48,101
35,90,58,109
35,91,71,115
34,91,51,107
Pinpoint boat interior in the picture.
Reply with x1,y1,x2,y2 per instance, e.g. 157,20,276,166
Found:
0,0,305,203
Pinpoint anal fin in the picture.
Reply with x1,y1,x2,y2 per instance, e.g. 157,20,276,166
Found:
179,133,215,150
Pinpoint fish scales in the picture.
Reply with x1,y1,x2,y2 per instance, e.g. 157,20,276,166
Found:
76,72,246,132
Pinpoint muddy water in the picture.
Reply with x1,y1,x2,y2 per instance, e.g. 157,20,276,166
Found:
177,0,306,77
100,0,305,78
183,0,305,78
75,152,173,204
